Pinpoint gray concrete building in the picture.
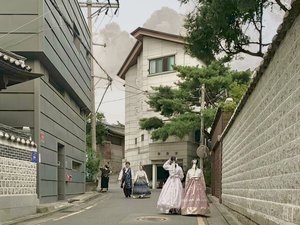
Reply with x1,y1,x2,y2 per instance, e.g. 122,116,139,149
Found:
0,0,91,203
220,1,300,224
0,48,41,222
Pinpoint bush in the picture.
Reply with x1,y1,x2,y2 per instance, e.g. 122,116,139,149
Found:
86,147,101,182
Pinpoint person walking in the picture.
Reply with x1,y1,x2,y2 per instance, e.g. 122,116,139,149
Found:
157,156,184,214
181,159,210,216
132,165,151,199
99,163,112,192
118,161,134,198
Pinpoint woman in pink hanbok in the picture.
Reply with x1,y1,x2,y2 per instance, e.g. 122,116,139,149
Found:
157,156,184,214
181,159,210,216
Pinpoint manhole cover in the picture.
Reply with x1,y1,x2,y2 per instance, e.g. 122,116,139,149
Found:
137,216,167,222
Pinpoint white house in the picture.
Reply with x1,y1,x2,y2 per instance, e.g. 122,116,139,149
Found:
117,27,205,188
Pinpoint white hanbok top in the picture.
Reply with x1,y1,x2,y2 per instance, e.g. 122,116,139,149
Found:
163,160,184,180
134,170,149,183
185,167,206,189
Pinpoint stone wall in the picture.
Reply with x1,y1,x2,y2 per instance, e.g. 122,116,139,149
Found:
0,136,38,222
222,11,300,225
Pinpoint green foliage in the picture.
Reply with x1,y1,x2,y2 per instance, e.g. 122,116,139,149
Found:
86,112,108,148
86,112,106,181
151,113,200,141
139,117,164,131
140,60,251,141
180,0,287,62
86,147,101,182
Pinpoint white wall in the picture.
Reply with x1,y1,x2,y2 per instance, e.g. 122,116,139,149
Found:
124,36,204,171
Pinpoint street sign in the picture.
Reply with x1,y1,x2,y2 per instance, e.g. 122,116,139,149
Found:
197,145,209,158
40,131,45,143
31,151,38,163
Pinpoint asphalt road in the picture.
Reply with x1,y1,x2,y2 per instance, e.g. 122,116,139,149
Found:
16,184,206,225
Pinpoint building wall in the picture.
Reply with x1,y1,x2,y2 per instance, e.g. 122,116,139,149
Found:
0,138,38,222
211,111,232,201
0,1,90,203
222,15,300,225
124,36,204,172
99,142,124,175
38,65,86,203
0,0,91,109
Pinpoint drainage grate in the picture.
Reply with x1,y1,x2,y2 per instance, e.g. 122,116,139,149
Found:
137,216,167,222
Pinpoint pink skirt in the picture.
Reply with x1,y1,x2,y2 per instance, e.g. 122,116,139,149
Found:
181,177,210,215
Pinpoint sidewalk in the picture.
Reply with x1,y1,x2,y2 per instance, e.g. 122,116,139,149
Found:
205,195,242,225
1,191,102,225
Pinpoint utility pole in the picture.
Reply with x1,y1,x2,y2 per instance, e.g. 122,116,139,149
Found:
80,0,119,152
200,84,205,169
200,84,205,146
197,84,207,170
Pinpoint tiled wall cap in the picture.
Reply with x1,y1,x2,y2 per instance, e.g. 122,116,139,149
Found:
15,60,20,66
3,55,9,61
9,57,15,64
0,130,36,146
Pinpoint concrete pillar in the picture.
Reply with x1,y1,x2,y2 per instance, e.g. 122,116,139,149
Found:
152,164,157,190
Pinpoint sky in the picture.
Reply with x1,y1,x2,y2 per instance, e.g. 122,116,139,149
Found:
88,0,289,125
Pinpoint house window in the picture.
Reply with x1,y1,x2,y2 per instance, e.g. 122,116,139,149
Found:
135,138,137,145
149,55,175,74
72,161,82,171
141,134,144,141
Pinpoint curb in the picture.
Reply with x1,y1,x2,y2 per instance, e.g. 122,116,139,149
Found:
1,192,102,225
208,195,242,225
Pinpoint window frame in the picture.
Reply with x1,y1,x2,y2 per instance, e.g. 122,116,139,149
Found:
148,55,176,75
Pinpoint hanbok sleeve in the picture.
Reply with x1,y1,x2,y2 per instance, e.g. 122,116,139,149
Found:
131,169,134,180
179,167,184,180
144,171,149,184
163,160,172,170
185,169,190,187
118,169,123,181
133,171,138,183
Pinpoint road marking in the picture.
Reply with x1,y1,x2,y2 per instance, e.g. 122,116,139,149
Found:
197,216,205,225
53,209,85,221
85,203,97,210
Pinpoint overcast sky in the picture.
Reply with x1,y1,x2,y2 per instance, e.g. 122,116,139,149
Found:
88,0,288,125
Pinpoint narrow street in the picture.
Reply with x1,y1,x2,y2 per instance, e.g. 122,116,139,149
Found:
14,183,228,225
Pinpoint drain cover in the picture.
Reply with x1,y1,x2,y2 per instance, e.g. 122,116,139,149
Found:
137,216,167,222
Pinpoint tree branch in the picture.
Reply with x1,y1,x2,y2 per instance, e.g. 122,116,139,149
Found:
239,48,264,57
274,0,288,11
248,42,270,46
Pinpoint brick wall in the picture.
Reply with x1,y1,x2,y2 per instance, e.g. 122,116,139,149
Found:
222,11,300,225
0,139,38,222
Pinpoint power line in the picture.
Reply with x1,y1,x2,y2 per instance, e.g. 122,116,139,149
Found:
49,0,114,82
100,92,144,104
113,78,147,93
96,80,112,112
